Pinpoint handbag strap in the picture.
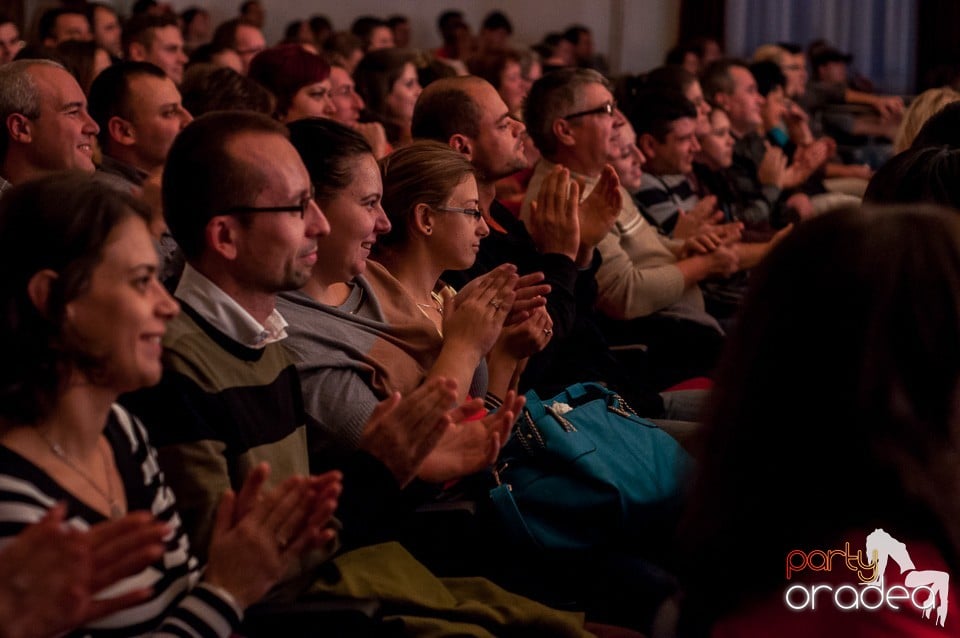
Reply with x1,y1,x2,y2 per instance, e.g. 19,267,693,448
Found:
564,383,588,402
523,388,547,421
489,483,542,550
562,382,617,407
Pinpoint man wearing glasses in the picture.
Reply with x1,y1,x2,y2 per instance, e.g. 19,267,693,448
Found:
124,111,460,572
413,75,685,417
160,112,326,345
121,110,334,566
520,68,622,222
523,68,736,389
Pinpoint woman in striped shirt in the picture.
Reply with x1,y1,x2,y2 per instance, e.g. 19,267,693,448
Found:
0,173,341,638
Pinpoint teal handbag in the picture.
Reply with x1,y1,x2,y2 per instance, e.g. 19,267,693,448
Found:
489,382,693,552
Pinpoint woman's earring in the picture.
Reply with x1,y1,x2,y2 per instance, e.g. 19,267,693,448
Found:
425,227,432,235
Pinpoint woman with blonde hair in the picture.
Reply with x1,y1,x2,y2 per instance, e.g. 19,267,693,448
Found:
375,140,554,400
893,87,960,153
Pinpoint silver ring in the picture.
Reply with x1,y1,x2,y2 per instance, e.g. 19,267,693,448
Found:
543,328,553,336
489,299,502,310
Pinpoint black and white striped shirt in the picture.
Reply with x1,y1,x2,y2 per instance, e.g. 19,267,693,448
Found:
0,405,242,638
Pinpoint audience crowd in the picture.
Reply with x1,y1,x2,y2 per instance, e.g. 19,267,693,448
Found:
0,3,956,637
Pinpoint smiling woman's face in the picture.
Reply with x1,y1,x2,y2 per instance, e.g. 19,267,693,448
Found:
384,63,422,122
608,121,644,193
64,215,179,393
314,153,390,285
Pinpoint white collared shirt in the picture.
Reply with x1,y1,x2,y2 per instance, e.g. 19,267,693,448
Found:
175,263,288,348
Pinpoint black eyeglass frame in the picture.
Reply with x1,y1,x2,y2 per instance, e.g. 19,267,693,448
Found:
219,187,316,219
433,205,484,221
563,100,617,120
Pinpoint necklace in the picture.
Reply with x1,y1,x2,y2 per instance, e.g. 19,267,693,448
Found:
415,291,444,317
37,430,124,519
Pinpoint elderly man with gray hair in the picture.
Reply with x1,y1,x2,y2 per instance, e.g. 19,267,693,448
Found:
522,68,737,388
0,59,98,193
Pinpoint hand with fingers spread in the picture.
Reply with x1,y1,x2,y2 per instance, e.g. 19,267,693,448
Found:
417,391,525,483
676,240,739,281
527,165,580,260
673,195,725,239
796,138,830,172
0,504,168,638
494,306,554,362
714,221,744,245
204,464,342,609
782,140,829,189
232,464,340,541
358,377,459,486
504,271,550,326
705,244,740,277
577,165,622,259
86,511,170,600
442,264,519,358
681,229,724,257
689,195,720,223
487,306,553,397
